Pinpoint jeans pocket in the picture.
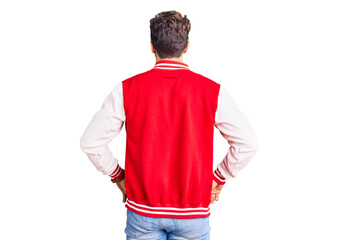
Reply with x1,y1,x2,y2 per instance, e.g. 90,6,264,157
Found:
125,209,148,238
175,217,206,239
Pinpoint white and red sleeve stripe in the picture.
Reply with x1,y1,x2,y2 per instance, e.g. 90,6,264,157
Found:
213,168,226,185
109,164,124,180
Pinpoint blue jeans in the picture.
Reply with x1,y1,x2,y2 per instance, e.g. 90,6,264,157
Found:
124,209,211,240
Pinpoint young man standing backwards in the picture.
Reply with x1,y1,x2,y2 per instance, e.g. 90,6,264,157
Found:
80,10,259,240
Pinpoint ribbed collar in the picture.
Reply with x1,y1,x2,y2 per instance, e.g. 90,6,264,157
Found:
153,60,189,70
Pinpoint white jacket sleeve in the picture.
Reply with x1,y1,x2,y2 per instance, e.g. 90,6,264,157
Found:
80,81,126,179
213,84,259,184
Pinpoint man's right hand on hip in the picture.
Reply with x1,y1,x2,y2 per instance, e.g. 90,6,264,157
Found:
211,180,224,204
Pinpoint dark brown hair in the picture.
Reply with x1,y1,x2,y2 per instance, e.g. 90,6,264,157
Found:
150,10,191,58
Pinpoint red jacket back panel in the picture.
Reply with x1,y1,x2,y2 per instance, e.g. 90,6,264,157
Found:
122,60,220,218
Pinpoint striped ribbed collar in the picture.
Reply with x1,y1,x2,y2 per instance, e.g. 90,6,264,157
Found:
153,60,189,70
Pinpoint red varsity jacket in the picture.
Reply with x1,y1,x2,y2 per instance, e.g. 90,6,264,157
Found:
80,60,259,219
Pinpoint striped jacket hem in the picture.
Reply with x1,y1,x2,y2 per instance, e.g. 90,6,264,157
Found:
125,199,211,219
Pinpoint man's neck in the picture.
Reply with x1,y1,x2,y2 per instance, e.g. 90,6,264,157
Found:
155,55,183,63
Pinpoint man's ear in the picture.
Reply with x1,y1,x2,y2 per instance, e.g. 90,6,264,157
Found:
150,41,156,54
183,41,190,53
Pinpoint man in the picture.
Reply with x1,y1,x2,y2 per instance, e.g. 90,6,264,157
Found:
80,10,259,240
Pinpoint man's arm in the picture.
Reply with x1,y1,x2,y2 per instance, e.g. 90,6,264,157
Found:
80,81,126,181
212,84,259,185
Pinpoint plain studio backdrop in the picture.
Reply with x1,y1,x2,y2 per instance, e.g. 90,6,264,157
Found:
0,0,358,239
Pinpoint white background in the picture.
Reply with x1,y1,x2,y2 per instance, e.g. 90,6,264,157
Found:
1,0,358,239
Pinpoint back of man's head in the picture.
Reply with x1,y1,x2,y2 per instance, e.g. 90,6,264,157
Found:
150,10,191,59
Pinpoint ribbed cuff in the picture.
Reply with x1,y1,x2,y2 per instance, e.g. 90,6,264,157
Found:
213,168,226,185
109,164,125,180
